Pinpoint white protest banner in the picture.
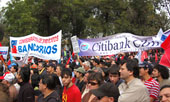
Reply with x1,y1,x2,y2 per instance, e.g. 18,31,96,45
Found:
0,46,9,59
71,36,80,53
10,31,62,60
78,32,170,56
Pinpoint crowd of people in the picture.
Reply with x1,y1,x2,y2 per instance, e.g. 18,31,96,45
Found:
0,49,170,102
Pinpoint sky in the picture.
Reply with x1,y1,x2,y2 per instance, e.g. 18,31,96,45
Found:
0,0,11,9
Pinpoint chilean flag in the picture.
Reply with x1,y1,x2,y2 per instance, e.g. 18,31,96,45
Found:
159,34,170,68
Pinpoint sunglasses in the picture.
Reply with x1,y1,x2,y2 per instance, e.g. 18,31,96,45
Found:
88,82,98,86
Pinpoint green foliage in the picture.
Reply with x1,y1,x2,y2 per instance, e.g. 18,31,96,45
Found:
2,0,38,36
1,0,169,39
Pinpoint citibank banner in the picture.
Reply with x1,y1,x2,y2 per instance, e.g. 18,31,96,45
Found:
10,31,62,60
78,33,163,56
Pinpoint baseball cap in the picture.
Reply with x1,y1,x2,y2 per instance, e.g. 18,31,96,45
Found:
0,72,15,83
8,63,17,69
90,83,120,100
74,67,85,74
138,62,152,69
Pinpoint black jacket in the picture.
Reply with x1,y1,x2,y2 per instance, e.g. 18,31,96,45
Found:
37,90,61,102
17,82,35,102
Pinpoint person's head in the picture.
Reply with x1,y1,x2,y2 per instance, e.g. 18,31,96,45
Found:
1,73,15,86
0,83,11,102
16,66,30,83
159,85,170,102
139,62,153,77
109,65,120,85
83,61,91,71
93,59,100,66
83,70,94,83
91,83,120,102
74,67,85,79
38,62,45,71
119,59,138,82
87,72,104,90
39,74,57,93
47,63,56,74
152,64,169,79
9,63,18,73
31,69,40,88
56,64,63,76
61,68,72,87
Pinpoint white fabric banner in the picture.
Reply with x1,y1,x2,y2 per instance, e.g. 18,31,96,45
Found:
78,31,170,56
10,31,62,60
0,46,9,59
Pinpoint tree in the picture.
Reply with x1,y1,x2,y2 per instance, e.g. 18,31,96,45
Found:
1,0,169,39
2,0,38,37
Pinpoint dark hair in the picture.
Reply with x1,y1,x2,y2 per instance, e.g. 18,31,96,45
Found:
38,62,45,68
31,74,40,88
47,63,56,70
121,59,139,78
41,74,57,90
93,59,100,65
77,71,85,77
154,64,169,79
31,68,40,88
86,70,95,75
109,64,120,75
56,64,63,72
160,85,170,91
140,62,153,75
19,66,30,83
61,68,72,78
13,65,18,72
88,72,104,85
105,62,111,68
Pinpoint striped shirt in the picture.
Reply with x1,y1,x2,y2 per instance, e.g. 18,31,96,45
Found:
144,77,160,102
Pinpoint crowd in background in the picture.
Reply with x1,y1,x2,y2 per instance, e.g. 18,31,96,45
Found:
0,48,170,102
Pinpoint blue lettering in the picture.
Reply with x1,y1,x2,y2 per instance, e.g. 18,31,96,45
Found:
18,46,22,52
108,41,113,51
39,45,43,53
28,43,34,51
43,46,47,54
46,46,51,54
114,43,118,50
92,43,99,51
36,45,39,51
133,40,140,47
33,44,36,51
124,37,130,48
141,40,147,47
52,45,57,54
23,45,27,52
